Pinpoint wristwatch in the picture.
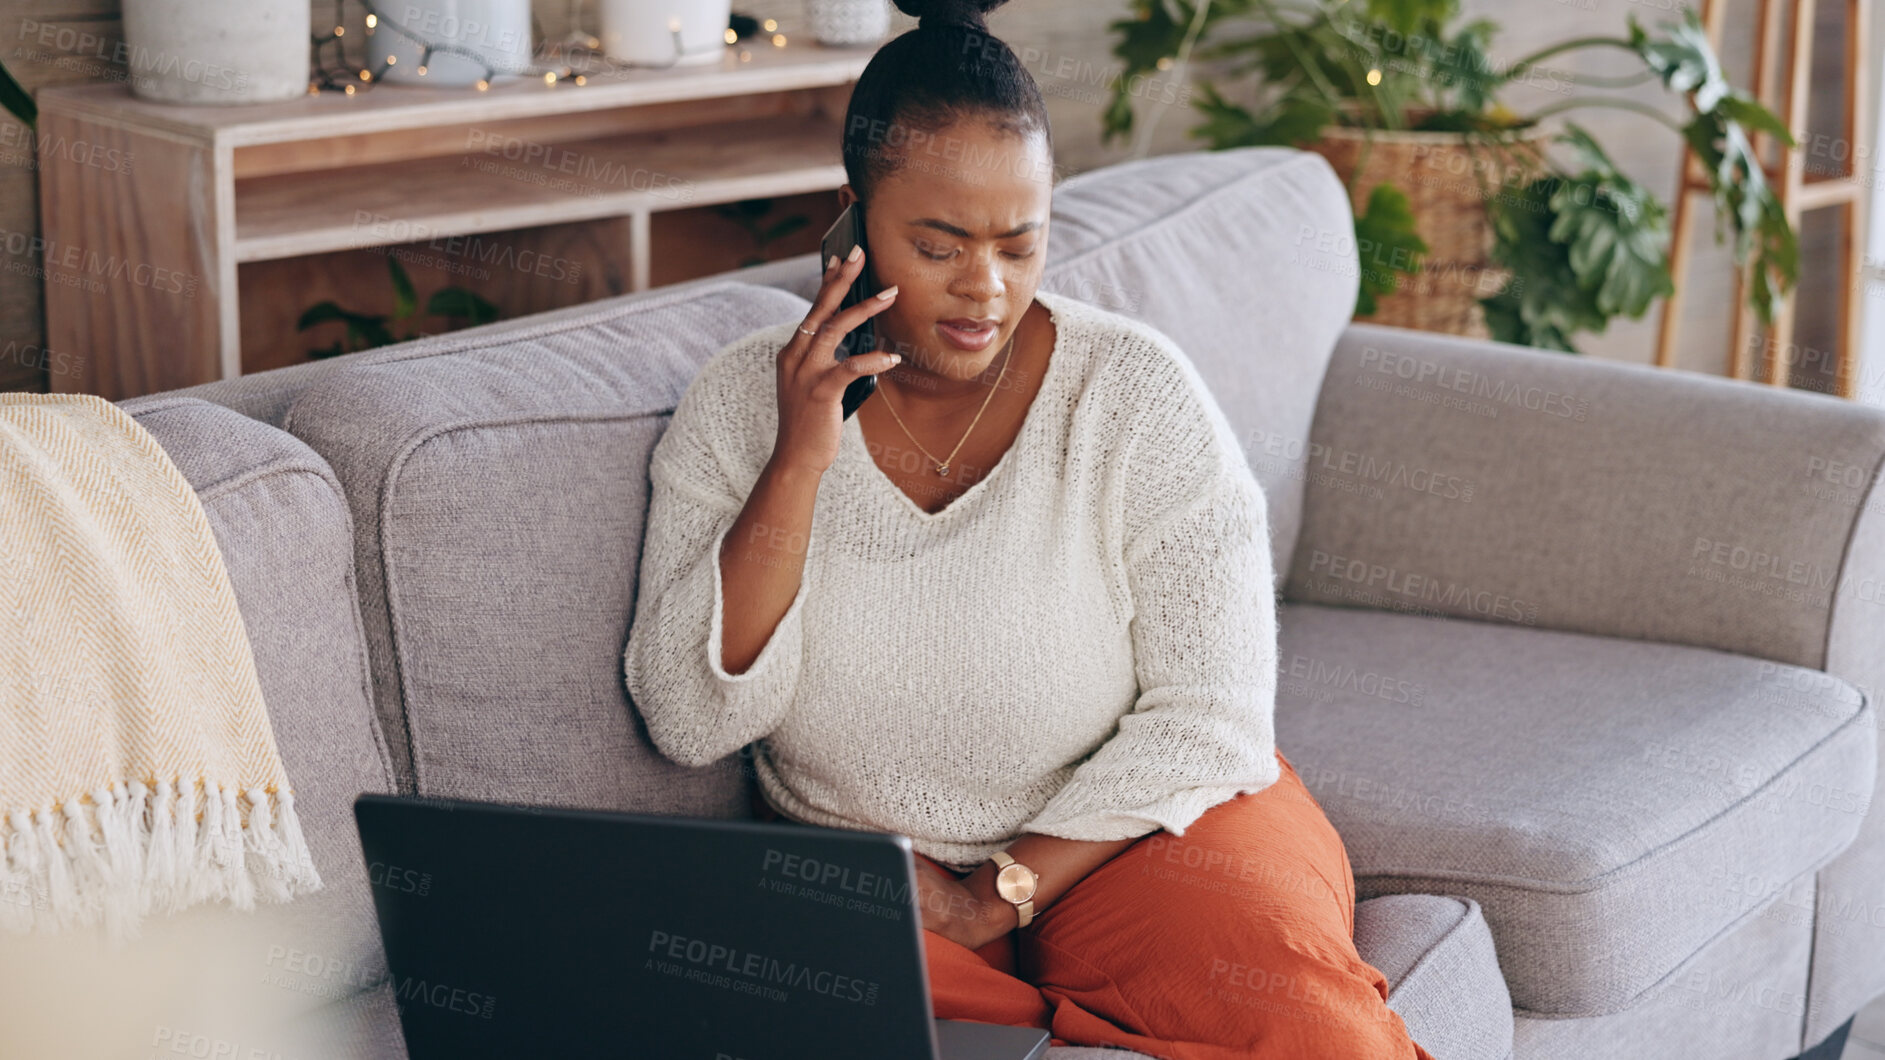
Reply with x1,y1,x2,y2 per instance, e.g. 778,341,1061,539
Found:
989,850,1039,928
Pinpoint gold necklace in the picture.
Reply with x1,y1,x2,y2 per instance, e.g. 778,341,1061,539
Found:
877,329,1017,476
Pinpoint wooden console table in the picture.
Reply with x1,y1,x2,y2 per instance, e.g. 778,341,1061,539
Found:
36,42,874,400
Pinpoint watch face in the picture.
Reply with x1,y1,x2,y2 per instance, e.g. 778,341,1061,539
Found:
996,863,1037,902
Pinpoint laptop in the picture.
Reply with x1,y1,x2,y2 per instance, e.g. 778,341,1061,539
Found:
353,794,1052,1060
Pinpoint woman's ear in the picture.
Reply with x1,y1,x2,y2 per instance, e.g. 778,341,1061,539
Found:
837,184,857,210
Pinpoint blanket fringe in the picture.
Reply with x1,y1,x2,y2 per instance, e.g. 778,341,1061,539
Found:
0,779,322,942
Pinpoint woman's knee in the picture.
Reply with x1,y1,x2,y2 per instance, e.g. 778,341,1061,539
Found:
1271,967,1425,1060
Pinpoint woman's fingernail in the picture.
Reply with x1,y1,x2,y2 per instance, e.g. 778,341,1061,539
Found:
875,285,898,300
826,254,838,271
847,244,863,262
889,354,902,364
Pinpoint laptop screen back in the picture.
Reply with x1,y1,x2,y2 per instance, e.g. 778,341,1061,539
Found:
353,795,941,1060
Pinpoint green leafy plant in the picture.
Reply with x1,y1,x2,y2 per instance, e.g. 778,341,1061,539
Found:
297,254,499,358
1352,183,1428,316
1105,0,1798,353
1,59,36,129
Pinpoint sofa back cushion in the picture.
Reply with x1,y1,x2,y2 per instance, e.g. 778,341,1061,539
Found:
280,282,804,816
730,146,1359,582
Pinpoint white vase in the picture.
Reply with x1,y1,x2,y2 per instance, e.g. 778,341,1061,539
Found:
806,0,890,46
599,0,731,68
121,0,309,104
368,0,535,86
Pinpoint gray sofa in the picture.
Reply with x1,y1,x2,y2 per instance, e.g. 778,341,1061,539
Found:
65,144,1879,1059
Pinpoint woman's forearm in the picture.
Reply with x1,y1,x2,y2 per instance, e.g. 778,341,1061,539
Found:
717,458,822,675
961,831,1141,925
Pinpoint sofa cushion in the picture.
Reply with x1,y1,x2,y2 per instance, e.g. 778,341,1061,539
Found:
146,280,778,430
1356,895,1513,1060
1285,321,1885,672
1273,601,1876,1017
1513,867,1817,1059
279,280,808,814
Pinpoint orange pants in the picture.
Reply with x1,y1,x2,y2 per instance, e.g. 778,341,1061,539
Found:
916,752,1437,1060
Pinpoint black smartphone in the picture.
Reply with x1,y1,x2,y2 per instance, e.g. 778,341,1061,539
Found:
818,202,880,420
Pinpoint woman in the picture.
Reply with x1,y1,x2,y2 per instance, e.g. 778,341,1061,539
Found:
623,1,1436,1056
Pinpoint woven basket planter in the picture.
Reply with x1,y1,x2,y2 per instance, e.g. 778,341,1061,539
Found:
1305,125,1546,338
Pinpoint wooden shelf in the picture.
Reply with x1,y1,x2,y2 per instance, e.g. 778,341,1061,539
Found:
35,41,872,399
39,43,874,146
234,111,846,261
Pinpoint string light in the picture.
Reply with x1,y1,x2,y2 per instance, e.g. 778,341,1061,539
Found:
312,0,527,93
309,0,759,96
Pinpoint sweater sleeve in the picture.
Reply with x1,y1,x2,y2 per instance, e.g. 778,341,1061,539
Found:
622,331,814,769
1020,348,1282,843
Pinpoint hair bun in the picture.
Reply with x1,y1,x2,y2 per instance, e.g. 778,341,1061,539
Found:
892,0,1008,32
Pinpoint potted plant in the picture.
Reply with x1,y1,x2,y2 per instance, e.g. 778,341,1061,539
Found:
297,256,500,358
1103,0,1797,353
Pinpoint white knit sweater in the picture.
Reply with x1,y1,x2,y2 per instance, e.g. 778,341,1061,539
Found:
623,287,1282,872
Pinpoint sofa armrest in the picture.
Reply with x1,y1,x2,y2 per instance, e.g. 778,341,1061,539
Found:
1283,322,1885,678
1283,321,1885,1045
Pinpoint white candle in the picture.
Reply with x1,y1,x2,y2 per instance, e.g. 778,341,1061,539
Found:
599,0,731,67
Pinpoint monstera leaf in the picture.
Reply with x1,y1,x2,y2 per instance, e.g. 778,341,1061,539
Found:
1482,179,1603,352
1629,9,1730,113
1630,9,1797,325
1482,128,1673,351
1548,125,1673,320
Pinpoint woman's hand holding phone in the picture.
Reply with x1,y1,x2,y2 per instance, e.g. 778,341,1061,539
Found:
770,248,900,477
717,248,898,676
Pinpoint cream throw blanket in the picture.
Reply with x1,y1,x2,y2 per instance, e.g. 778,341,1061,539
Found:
0,393,321,940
